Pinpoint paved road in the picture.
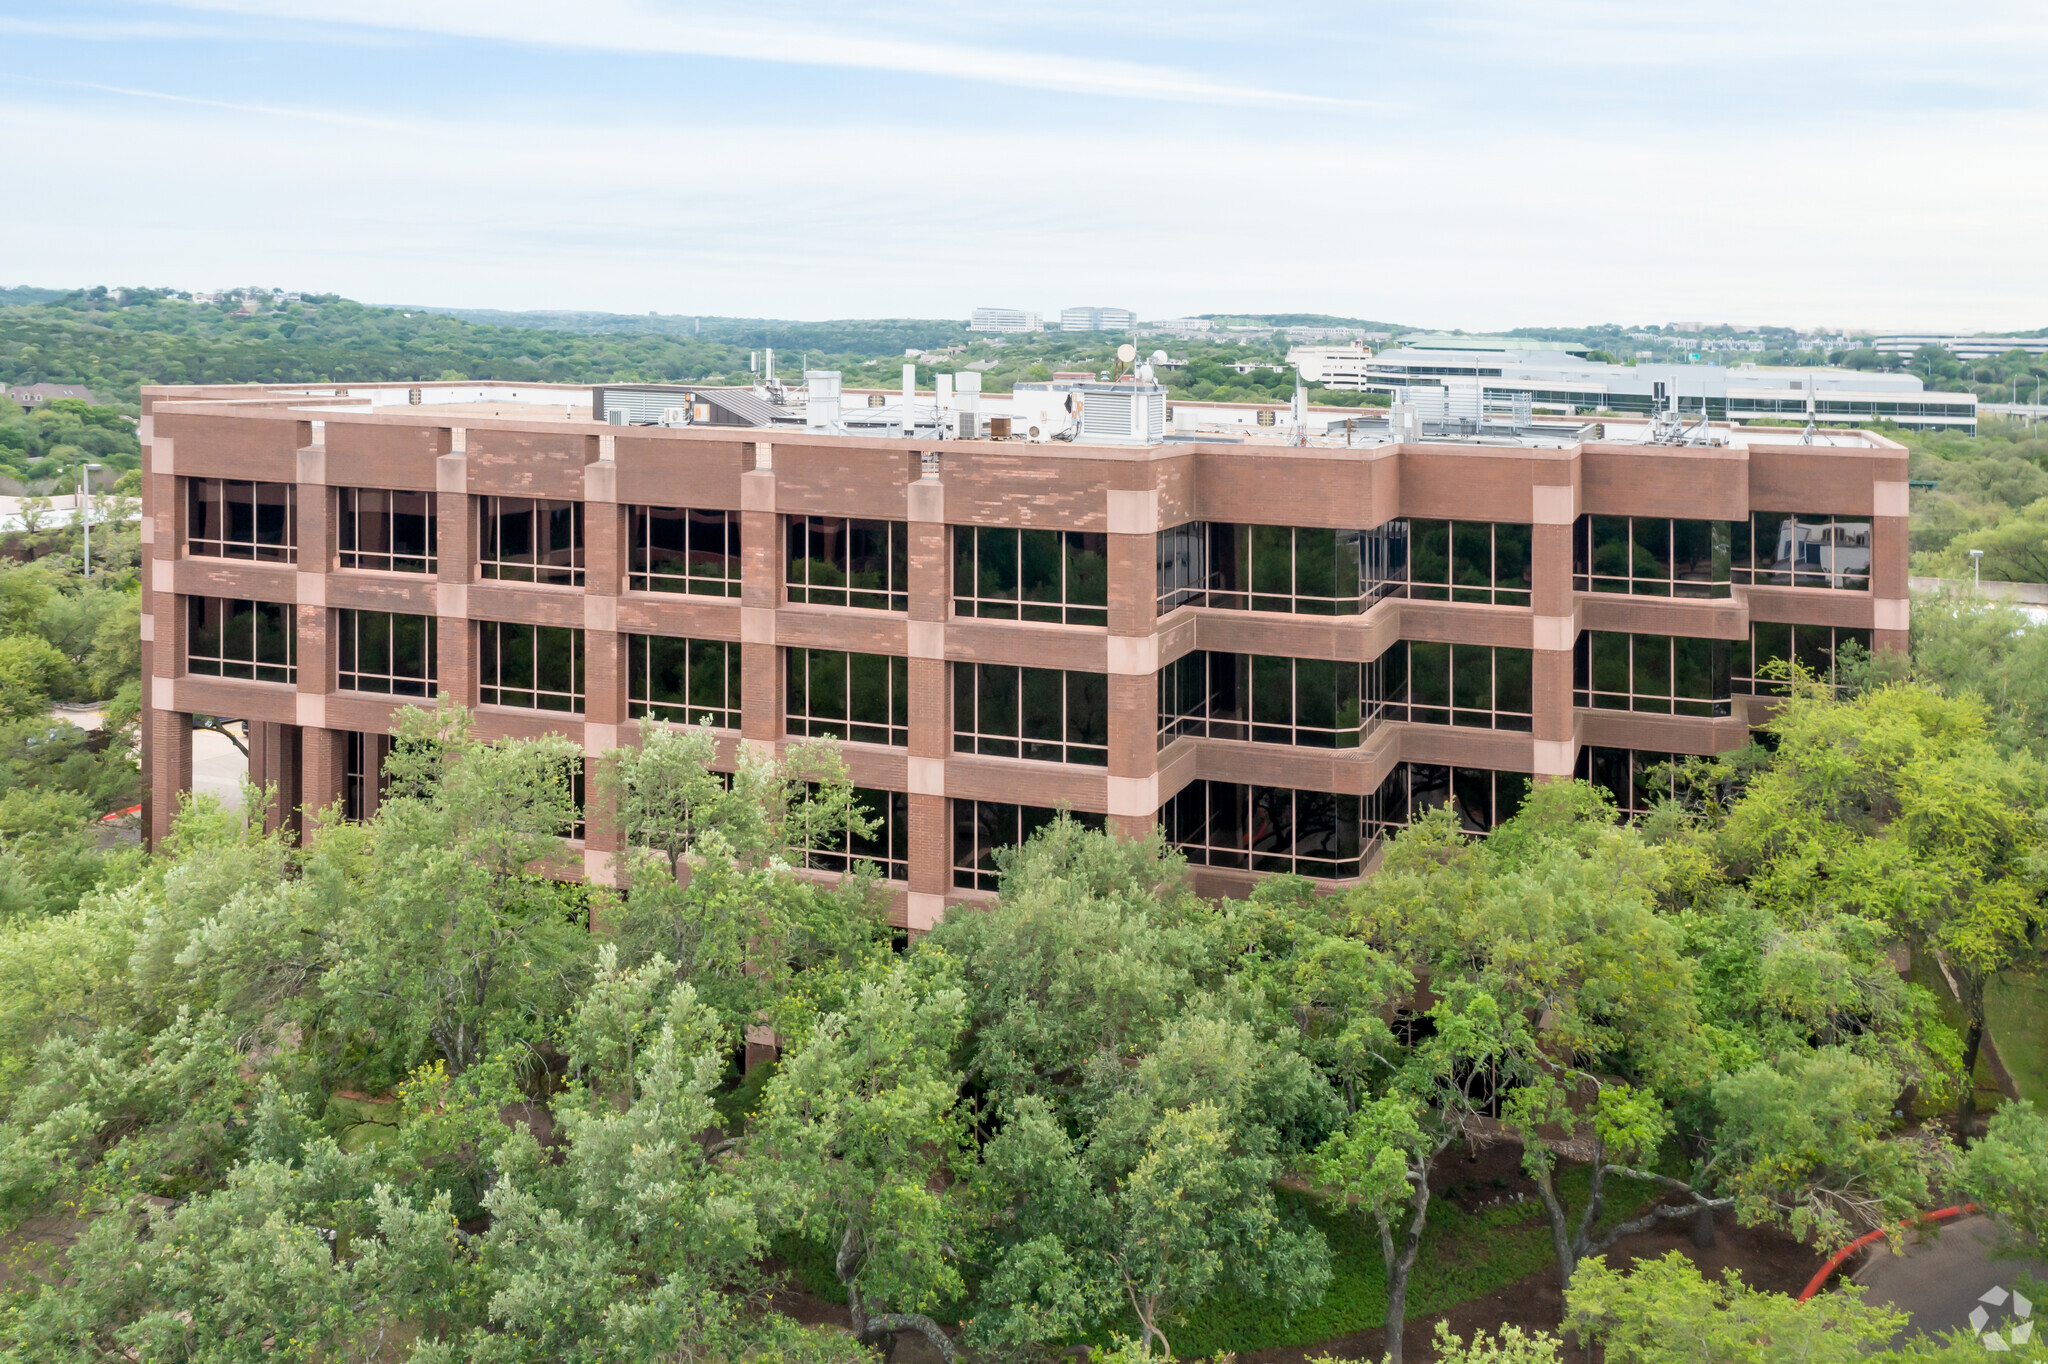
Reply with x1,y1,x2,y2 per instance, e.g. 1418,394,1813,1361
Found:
191,726,246,811
1853,1215,2047,1343
49,706,245,813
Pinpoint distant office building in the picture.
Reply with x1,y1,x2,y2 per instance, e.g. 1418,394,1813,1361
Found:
1357,345,1977,432
970,307,1043,333
1138,318,1213,335
1289,342,1375,386
1061,307,1137,332
1872,335,2048,360
1394,334,1594,357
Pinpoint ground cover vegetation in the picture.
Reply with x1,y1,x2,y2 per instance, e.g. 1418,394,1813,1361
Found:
0,486,146,926
0,646,2033,1361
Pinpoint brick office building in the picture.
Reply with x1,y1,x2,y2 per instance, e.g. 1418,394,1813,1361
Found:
138,381,1908,927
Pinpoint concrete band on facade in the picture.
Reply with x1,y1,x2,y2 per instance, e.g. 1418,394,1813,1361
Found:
137,382,1911,926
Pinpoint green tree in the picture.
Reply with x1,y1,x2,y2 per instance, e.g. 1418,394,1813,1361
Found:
979,1012,1333,1360
1958,1099,2048,1257
1708,1047,1941,1250
1709,678,2045,1138
750,967,974,1361
1944,497,2048,582
598,721,890,1041
1564,1251,1905,1364
322,701,590,1074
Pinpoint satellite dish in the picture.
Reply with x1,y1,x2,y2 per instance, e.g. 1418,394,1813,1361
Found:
1117,343,1137,363
1151,350,1168,364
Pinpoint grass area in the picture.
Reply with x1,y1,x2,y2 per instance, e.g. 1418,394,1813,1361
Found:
1160,1167,1658,1357
770,1166,1662,1357
1985,968,2048,1106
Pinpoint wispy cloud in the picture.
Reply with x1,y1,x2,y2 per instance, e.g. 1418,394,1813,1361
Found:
164,0,1369,109
4,74,416,129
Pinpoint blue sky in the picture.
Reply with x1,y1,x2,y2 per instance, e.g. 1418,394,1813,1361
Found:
4,1,2046,330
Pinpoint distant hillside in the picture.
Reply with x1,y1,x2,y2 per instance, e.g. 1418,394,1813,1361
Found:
410,307,973,353
0,287,72,306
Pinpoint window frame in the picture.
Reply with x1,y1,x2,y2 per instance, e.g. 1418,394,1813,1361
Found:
337,487,437,574
186,596,296,684
1381,640,1534,731
477,496,585,587
1406,519,1533,607
1732,622,1870,695
335,609,438,697
1575,746,1681,818
1573,631,1731,716
952,526,1109,626
186,478,296,564
1163,779,1366,878
625,634,742,728
952,800,1106,891
1732,512,1872,591
476,621,585,712
807,786,911,881
1370,763,1530,837
953,662,1109,766
1158,650,1379,749
784,647,910,747
786,516,908,612
627,506,742,596
1572,515,1731,599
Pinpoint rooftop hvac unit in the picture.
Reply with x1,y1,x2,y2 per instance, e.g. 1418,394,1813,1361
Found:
661,407,688,427
608,408,627,426
805,370,842,431
1082,391,1135,441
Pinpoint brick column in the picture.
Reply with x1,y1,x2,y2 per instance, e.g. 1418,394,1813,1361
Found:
435,437,473,708
292,443,333,832
738,442,781,754
303,727,346,825
1529,474,1578,784
248,722,303,836
905,462,948,930
581,451,625,885
145,434,185,847
1871,476,1910,656
1104,488,1161,840
148,706,193,846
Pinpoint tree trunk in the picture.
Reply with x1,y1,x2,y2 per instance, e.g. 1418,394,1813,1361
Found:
1958,1015,1985,1142
842,1220,957,1362
1383,1164,1435,1364
1693,1204,1716,1248
1530,1164,1577,1298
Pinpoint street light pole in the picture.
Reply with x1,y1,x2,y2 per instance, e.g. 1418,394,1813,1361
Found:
1971,548,1984,593
78,462,104,578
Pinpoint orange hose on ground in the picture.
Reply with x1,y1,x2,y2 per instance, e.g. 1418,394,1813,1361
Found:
1798,1204,1978,1302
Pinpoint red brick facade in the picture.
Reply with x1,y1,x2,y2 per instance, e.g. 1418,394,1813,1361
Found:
139,383,1911,921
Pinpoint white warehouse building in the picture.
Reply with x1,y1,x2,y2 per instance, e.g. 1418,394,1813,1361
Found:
1344,345,1977,433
